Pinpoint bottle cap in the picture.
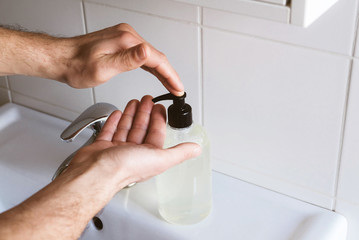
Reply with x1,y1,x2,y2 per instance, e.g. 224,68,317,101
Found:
152,92,193,128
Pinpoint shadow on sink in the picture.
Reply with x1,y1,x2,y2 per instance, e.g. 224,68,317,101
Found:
79,180,185,240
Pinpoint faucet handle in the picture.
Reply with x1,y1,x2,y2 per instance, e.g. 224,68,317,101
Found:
61,102,118,142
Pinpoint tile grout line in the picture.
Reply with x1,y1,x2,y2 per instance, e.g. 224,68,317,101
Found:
332,8,359,211
215,168,334,210
201,24,355,60
82,0,89,33
332,59,354,211
351,2,359,57
81,0,97,105
10,89,80,114
199,6,204,126
86,0,289,26
4,76,12,103
84,0,354,59
215,158,336,199
84,0,197,26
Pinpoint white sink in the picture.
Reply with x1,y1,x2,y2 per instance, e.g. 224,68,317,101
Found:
0,103,347,240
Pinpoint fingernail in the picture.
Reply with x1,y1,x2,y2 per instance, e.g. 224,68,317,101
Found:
172,90,185,97
177,83,185,95
136,45,146,60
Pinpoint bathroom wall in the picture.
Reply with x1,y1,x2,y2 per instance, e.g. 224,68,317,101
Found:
0,0,359,239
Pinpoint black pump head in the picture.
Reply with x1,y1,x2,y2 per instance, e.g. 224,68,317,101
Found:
152,92,193,128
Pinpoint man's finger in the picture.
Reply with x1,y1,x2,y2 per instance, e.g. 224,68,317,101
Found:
96,110,122,142
140,44,184,96
127,95,154,144
142,66,183,97
113,100,139,142
144,104,167,148
161,143,202,168
112,43,147,72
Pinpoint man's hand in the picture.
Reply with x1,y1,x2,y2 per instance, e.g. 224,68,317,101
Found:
0,96,200,240
0,24,184,96
68,95,200,191
63,24,184,95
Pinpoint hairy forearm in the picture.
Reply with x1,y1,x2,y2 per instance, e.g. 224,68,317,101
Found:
0,158,122,240
0,24,185,93
0,27,74,82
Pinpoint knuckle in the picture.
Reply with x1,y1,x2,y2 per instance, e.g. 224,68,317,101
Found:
116,23,132,31
118,31,134,42
158,51,167,63
132,122,147,131
140,42,150,54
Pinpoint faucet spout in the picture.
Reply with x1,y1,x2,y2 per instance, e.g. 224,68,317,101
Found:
52,103,118,180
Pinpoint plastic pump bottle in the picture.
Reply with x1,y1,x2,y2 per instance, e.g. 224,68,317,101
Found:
152,92,212,225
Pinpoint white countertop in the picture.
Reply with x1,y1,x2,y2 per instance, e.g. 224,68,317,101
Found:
0,103,347,240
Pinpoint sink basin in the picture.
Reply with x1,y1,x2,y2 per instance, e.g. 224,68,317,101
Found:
0,103,347,240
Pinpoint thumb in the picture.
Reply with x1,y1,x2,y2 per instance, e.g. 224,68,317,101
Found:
115,43,147,72
161,142,202,167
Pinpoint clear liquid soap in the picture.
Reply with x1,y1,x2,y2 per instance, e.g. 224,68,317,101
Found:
152,93,212,225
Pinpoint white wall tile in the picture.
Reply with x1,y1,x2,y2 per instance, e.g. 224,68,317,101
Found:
11,92,80,121
85,2,202,123
0,88,10,106
0,77,7,88
85,0,199,23
337,60,359,203
0,0,93,118
9,76,93,120
335,200,359,240
203,0,358,55
203,29,350,208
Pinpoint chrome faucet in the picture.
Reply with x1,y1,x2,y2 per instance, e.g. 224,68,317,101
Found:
52,103,118,180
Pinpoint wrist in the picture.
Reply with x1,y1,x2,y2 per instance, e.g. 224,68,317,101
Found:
93,150,133,192
61,146,130,201
39,37,78,84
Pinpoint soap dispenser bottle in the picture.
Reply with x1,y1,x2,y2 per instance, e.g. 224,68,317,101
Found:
152,92,212,225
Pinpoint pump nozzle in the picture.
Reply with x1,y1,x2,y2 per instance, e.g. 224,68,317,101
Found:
152,92,186,108
152,92,192,128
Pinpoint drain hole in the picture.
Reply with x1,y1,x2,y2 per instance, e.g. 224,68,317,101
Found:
92,217,103,231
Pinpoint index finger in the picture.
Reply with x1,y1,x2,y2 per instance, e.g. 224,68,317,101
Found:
114,23,185,96
95,110,122,142
141,44,184,96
